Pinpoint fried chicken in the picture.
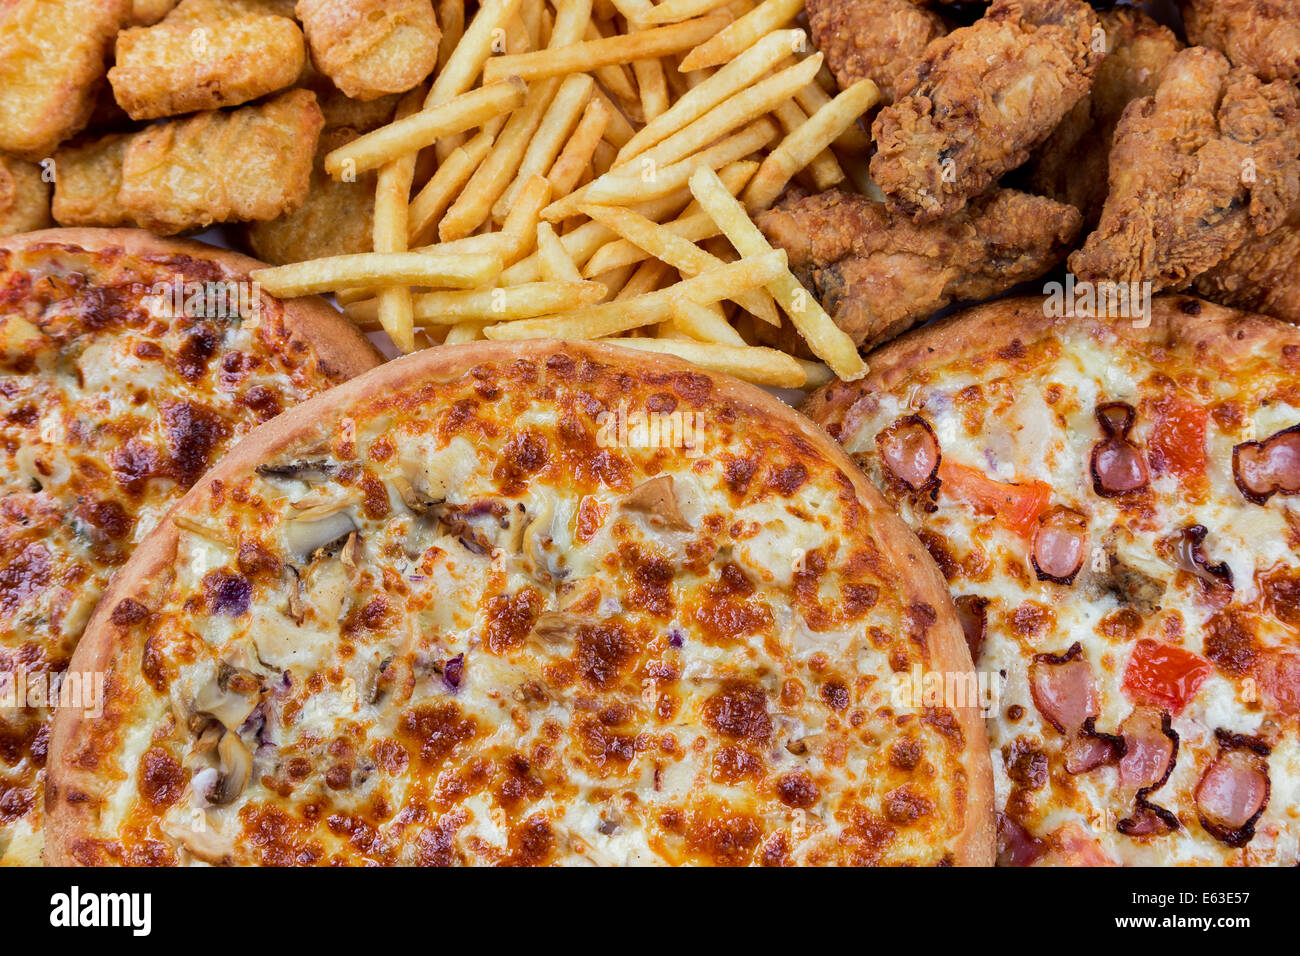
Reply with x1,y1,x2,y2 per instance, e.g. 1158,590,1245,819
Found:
1027,7,1181,226
756,187,1082,348
118,88,323,235
1069,47,1300,292
806,0,946,105
297,0,441,101
1181,0,1300,83
50,132,136,227
1192,204,1300,324
0,153,51,236
870,0,1104,223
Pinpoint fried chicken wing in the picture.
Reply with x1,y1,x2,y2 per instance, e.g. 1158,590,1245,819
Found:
244,127,376,264
50,132,136,227
806,0,946,105
1192,205,1300,324
1069,47,1300,291
109,2,306,119
118,88,323,235
0,0,127,160
0,153,51,236
1181,0,1300,83
1027,7,1181,226
756,187,1082,348
870,0,1103,222
297,0,441,102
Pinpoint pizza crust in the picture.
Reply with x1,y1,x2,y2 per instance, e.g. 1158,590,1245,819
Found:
46,340,995,866
0,227,382,381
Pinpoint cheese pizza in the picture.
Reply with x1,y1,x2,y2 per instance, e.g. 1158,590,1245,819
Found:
806,295,1300,866
0,228,379,865
46,341,993,866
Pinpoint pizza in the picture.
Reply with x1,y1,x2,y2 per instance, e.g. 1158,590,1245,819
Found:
45,341,993,866
0,228,379,865
805,295,1300,866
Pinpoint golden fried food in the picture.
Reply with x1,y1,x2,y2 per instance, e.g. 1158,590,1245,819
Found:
118,88,324,235
1027,7,1181,226
1182,0,1300,82
128,0,178,25
300,63,402,131
244,127,376,264
806,0,945,105
1193,205,1300,324
0,153,52,235
0,0,127,160
756,187,1081,347
50,132,135,226
297,0,441,101
1069,47,1300,291
109,3,305,119
871,0,1103,222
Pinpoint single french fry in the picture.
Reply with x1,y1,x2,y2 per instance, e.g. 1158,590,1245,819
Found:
250,252,502,297
499,174,553,261
520,0,543,48
793,79,871,153
592,139,617,177
485,249,785,339
591,86,636,148
347,281,606,327
579,203,774,323
796,358,835,390
688,166,865,380
427,0,525,107
437,0,466,72
493,73,593,222
444,321,489,344
633,0,733,27
536,222,584,282
583,20,641,110
546,97,609,196
408,129,495,245
745,78,880,210
615,259,670,301
483,16,729,84
616,29,803,163
679,0,802,71
325,79,526,178
558,117,776,213
440,77,561,239
606,336,806,387
670,297,747,345
372,89,427,354
551,0,597,49
772,99,843,192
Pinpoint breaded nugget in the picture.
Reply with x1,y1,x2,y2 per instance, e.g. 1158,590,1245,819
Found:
1026,7,1181,226
297,0,440,101
1181,0,1300,83
167,0,296,21
50,133,136,226
244,127,376,264
870,0,1103,222
119,88,323,235
109,7,306,120
806,0,946,105
0,0,127,159
757,187,1082,348
299,63,401,132
129,0,178,25
1069,47,1300,291
1193,205,1300,324
0,153,52,235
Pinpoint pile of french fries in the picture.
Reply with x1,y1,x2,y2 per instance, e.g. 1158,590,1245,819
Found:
250,0,878,387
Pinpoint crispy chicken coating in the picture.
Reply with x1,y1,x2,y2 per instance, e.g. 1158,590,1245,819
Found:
118,88,323,235
1027,7,1181,226
109,3,306,120
244,126,376,264
1181,0,1300,83
870,0,1104,222
1193,205,1300,324
806,0,946,105
297,0,440,101
0,0,127,160
1069,47,1300,292
757,187,1082,348
50,132,136,227
0,153,52,235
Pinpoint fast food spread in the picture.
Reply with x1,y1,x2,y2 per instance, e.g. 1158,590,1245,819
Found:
0,0,1298,867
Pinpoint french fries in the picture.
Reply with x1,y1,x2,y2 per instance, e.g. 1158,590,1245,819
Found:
346,281,607,327
678,0,803,71
251,252,501,297
606,336,807,387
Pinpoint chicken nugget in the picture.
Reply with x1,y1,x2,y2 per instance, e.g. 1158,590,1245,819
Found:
109,7,306,119
299,62,401,132
0,0,128,160
118,88,323,235
297,0,440,101
244,127,376,264
50,132,136,226
129,0,178,25
0,153,52,235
